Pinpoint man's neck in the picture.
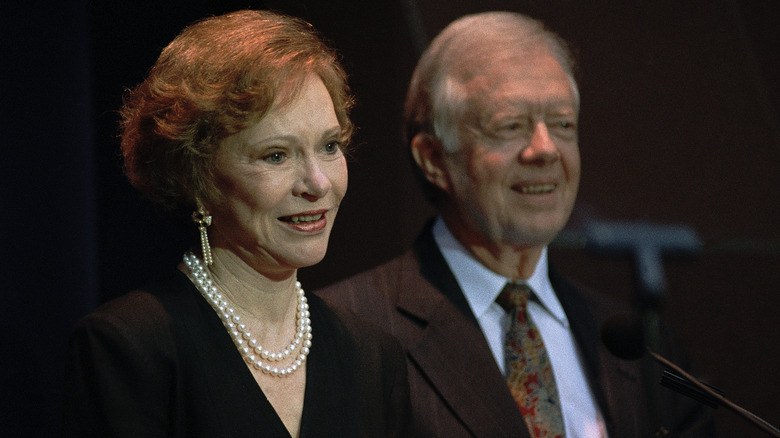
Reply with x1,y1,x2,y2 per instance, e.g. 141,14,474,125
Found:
466,242,543,280
441,216,545,280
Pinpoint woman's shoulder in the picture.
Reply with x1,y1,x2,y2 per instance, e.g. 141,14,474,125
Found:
73,270,197,339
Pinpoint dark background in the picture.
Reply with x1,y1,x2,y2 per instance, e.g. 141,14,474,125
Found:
2,0,778,436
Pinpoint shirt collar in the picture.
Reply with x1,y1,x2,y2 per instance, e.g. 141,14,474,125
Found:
432,217,569,328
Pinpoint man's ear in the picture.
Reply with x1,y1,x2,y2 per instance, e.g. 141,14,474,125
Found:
410,133,449,192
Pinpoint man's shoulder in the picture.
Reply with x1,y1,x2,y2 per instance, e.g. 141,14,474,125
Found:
313,247,439,328
549,265,629,316
317,249,420,297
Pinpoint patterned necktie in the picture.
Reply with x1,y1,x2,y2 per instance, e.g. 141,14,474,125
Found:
497,282,565,438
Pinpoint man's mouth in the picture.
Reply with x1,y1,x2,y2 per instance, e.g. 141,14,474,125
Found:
519,183,556,194
280,213,324,224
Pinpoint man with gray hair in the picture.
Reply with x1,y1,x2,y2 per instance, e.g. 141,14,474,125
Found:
318,11,713,437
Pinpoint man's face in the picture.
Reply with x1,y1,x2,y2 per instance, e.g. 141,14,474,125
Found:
440,48,580,252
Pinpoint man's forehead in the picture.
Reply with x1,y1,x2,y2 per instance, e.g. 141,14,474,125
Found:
450,40,557,73
462,72,575,110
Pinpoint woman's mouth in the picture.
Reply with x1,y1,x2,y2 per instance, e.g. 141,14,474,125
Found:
280,213,324,224
279,211,329,233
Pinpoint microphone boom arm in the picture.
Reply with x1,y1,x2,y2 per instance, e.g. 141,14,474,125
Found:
649,349,780,437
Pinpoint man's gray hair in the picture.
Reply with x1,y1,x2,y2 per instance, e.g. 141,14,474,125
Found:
403,11,579,152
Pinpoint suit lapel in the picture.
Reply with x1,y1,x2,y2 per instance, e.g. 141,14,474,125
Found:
549,267,603,386
393,225,528,438
550,266,644,436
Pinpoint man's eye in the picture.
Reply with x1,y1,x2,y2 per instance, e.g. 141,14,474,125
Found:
547,119,576,133
502,119,531,131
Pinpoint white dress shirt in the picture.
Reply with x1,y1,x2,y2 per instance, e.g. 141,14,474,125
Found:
433,217,608,437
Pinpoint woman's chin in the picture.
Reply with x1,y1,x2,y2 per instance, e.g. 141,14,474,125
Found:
288,246,330,270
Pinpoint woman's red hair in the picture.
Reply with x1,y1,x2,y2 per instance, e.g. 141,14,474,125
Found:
120,10,354,220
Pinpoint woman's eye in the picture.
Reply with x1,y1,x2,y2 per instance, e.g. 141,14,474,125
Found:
264,152,286,164
324,141,341,153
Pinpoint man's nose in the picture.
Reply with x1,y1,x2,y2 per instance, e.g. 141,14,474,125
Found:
520,122,559,164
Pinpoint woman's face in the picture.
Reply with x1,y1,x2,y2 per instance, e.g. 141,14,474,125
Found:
208,74,348,277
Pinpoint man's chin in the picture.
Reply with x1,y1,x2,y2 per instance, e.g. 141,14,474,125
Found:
504,225,562,249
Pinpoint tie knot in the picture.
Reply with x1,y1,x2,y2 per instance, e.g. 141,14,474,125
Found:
496,282,532,313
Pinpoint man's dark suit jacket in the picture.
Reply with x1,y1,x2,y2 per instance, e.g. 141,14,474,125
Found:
316,222,715,437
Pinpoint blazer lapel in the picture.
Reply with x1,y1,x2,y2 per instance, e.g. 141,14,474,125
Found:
549,267,604,388
550,266,644,436
393,226,528,438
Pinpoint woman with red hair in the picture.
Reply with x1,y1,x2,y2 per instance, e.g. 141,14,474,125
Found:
63,10,409,437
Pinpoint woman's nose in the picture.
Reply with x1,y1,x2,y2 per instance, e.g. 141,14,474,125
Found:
294,158,331,201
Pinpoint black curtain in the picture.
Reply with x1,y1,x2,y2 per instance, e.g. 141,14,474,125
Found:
2,1,96,435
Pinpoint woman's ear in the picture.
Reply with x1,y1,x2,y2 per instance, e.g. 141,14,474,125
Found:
410,133,450,192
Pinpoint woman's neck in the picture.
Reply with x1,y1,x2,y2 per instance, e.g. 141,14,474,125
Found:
192,247,299,326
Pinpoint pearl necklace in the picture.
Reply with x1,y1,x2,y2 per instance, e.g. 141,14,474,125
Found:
183,251,312,377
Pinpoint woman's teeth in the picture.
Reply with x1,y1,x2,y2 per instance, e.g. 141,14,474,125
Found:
286,214,323,223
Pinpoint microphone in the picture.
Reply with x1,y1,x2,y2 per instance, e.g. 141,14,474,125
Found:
601,315,780,437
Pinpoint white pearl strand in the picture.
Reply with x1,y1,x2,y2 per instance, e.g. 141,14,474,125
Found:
183,251,312,377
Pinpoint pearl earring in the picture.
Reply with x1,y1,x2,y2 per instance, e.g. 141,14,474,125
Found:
192,206,213,266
